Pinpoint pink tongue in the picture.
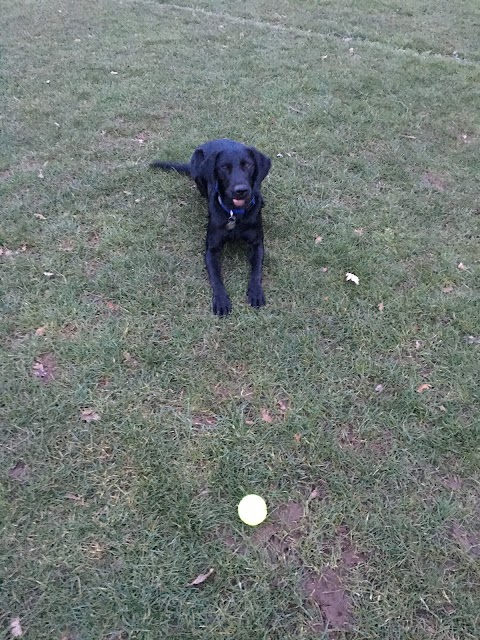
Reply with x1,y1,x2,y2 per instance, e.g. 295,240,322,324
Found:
233,199,246,207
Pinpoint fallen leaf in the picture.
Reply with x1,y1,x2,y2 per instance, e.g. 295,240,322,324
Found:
35,326,46,336
378,302,384,312
439,405,447,412
43,271,54,277
309,488,319,499
80,408,101,422
32,353,56,384
321,54,328,60
353,228,364,235
467,335,480,344
321,266,328,273
261,409,273,423
375,384,384,393
65,493,84,502
110,70,118,75
457,262,466,271
415,340,422,350
106,300,120,311
10,618,23,637
34,213,46,220
314,236,323,245
0,245,27,257
278,399,289,414
294,433,302,442
345,272,359,285
349,47,354,55
245,419,254,425
8,461,29,481
417,383,432,393
187,568,214,586
442,286,454,293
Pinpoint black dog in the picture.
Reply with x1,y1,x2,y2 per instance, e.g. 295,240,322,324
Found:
151,139,271,316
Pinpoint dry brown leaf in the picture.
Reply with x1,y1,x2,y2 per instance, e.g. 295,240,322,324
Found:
442,286,454,293
106,300,120,311
187,567,214,587
314,236,323,245
10,618,23,638
415,340,422,350
375,384,384,393
309,488,319,500
294,433,302,443
34,213,46,220
278,399,289,414
353,228,364,236
261,409,273,423
417,383,432,393
321,266,328,273
32,353,56,383
457,262,466,271
378,302,384,312
35,326,46,336
439,405,447,412
467,336,480,344
80,408,101,422
65,493,85,503
245,419,254,425
8,461,29,481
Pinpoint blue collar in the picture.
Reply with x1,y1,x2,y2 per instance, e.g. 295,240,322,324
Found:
215,183,255,216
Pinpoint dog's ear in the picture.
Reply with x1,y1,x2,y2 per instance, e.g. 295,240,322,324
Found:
248,147,271,190
197,151,219,185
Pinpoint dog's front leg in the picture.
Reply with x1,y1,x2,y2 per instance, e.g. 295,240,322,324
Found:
205,244,232,316
246,241,266,308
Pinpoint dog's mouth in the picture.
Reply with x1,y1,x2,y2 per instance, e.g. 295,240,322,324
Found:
232,198,246,207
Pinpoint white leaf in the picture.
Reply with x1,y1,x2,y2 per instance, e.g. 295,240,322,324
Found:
10,618,23,637
345,272,359,285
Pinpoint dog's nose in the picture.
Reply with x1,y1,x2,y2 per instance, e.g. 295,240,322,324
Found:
233,186,249,199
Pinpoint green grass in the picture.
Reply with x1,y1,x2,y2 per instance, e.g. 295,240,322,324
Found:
1,0,480,638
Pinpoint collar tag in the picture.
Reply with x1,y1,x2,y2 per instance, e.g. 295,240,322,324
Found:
225,213,236,230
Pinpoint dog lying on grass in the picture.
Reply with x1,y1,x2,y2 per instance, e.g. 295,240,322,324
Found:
151,138,271,316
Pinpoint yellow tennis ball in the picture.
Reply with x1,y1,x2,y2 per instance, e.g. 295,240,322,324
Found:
237,494,267,526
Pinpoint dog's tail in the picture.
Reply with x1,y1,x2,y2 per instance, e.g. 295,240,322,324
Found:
150,160,191,175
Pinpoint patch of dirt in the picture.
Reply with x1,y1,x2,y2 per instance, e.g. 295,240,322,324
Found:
8,461,30,481
273,501,304,529
0,168,14,181
87,231,102,247
220,506,363,633
450,523,480,557
32,352,57,384
191,413,217,431
84,259,103,279
421,171,447,192
302,568,353,631
339,424,366,450
59,323,78,339
441,475,463,490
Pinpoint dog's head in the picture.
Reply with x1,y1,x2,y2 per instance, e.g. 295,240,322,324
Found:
202,145,271,208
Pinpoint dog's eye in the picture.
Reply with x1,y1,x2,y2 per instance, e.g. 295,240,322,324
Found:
242,161,252,169
220,164,232,172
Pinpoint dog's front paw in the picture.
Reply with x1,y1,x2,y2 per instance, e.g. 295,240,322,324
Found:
212,293,232,317
247,286,266,309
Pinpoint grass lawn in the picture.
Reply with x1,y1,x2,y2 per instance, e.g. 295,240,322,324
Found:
1,0,480,637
